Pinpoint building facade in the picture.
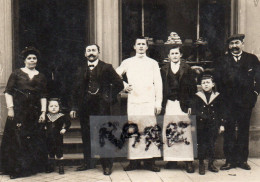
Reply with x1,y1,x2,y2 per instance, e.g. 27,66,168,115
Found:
0,0,260,156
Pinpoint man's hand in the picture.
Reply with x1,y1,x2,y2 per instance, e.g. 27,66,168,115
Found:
124,84,133,93
219,126,225,134
187,108,192,115
154,107,162,115
70,111,77,119
39,112,46,123
60,129,66,135
7,107,14,119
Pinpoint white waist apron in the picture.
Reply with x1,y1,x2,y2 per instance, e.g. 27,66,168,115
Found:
127,102,162,159
163,100,194,161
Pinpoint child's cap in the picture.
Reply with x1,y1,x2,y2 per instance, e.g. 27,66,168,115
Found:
200,69,215,82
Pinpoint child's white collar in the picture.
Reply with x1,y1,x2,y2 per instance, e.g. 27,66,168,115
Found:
196,91,220,105
47,113,64,122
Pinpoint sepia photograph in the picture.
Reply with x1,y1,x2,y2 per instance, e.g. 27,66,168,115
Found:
0,0,260,181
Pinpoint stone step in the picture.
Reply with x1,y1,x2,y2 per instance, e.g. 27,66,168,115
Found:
63,153,84,166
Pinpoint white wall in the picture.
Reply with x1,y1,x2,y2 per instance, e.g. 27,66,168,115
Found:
0,0,12,135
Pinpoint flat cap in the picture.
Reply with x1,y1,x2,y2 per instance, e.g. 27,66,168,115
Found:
226,34,245,43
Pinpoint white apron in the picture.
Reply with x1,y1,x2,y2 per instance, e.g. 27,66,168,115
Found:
127,103,162,159
163,100,194,161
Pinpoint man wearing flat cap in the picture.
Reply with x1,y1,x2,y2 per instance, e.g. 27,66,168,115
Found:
215,34,260,170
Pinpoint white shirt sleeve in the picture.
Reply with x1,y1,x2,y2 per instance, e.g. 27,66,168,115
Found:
153,62,163,108
116,60,128,79
5,93,14,108
116,60,129,90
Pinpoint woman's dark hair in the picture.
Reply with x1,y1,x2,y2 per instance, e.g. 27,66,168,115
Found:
21,46,40,60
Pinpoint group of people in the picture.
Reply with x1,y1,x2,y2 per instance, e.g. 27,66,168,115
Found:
0,33,259,179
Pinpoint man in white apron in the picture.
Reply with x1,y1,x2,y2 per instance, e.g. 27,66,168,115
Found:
116,37,163,172
160,45,197,173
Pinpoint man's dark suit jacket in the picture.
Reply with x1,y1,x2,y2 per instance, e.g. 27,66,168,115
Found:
71,60,124,112
215,51,260,109
161,61,197,113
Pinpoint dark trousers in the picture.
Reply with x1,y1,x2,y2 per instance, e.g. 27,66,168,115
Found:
79,95,113,169
223,106,252,164
197,121,219,161
46,133,63,159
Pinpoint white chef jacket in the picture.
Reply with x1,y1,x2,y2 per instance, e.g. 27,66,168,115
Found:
116,54,163,159
116,54,163,110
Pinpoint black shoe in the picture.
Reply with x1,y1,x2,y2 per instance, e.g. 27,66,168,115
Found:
124,161,141,171
220,162,236,170
199,161,205,175
165,161,178,169
9,173,21,179
45,159,55,173
208,161,219,172
103,167,112,175
237,162,251,170
186,162,195,173
76,164,88,171
146,164,160,172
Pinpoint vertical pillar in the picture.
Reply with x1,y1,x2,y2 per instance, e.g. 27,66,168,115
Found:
0,0,13,136
94,0,120,67
237,0,260,128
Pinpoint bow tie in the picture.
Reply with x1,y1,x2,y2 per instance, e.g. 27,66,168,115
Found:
88,65,94,68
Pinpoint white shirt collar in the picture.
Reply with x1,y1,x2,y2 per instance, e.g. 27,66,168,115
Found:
170,61,180,67
135,53,147,59
231,51,243,57
88,59,99,67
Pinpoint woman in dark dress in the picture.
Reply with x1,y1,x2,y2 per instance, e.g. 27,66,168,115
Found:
0,47,48,179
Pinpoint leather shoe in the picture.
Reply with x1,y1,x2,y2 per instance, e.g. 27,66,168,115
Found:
165,161,178,169
208,161,219,172
146,164,160,172
237,162,251,170
76,164,88,171
186,162,195,173
124,161,141,171
103,167,112,175
220,163,236,170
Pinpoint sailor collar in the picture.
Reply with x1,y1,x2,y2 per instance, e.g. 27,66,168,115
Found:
47,113,64,122
196,91,220,105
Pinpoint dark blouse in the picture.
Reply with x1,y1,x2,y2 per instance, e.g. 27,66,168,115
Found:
4,69,47,98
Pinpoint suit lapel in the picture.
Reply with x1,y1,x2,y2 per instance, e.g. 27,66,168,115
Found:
96,60,104,80
179,61,186,81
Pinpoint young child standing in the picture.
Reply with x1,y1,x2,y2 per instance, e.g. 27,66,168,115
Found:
45,98,71,174
192,73,225,175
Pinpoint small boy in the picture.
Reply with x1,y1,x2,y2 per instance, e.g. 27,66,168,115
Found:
192,72,225,175
45,98,71,174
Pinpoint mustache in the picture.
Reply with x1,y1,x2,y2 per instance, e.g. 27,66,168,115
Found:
87,54,96,58
231,47,239,51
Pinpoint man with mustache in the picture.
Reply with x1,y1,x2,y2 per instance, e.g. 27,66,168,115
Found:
70,44,123,175
215,34,260,170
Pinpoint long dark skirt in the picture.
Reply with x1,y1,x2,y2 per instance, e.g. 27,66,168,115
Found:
0,98,48,177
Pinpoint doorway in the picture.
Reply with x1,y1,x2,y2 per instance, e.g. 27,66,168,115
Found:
13,0,90,109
